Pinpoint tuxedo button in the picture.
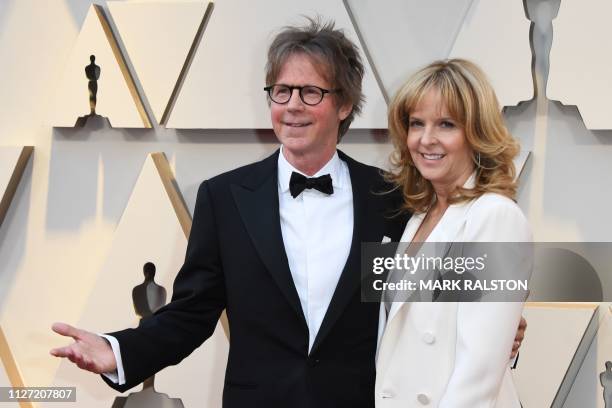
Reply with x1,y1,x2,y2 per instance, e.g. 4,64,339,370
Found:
307,358,320,367
417,393,430,405
422,332,435,344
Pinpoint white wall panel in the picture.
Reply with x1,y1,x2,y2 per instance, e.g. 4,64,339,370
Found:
563,304,612,408
513,303,599,408
346,0,472,96
347,0,533,107
547,0,612,129
167,0,387,129
107,1,211,125
448,0,533,107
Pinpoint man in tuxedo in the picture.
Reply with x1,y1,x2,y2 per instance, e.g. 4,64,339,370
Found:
51,19,524,408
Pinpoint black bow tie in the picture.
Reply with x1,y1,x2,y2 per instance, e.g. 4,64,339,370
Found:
289,172,334,198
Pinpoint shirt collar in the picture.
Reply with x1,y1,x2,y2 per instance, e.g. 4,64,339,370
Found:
278,146,348,193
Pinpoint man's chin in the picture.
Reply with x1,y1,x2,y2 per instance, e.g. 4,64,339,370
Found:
281,127,312,139
282,145,309,158
280,137,310,151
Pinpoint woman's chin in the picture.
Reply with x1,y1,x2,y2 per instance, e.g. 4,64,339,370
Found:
416,167,444,182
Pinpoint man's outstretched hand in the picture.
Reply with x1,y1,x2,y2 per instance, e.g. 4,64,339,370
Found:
50,322,117,374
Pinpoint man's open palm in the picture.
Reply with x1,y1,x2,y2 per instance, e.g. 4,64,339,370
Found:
50,322,116,374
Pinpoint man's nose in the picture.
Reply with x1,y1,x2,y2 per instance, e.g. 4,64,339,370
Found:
286,88,305,110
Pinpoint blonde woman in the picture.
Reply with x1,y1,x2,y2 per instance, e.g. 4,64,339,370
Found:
376,59,531,407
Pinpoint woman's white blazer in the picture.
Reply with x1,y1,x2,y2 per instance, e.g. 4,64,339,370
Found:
375,186,532,408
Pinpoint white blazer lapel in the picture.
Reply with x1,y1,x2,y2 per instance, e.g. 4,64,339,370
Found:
380,173,479,342
384,196,477,325
385,212,425,325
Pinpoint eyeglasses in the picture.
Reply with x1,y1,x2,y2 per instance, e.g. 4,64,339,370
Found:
263,84,338,106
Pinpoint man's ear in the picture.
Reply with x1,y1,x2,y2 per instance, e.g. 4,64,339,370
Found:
338,103,353,121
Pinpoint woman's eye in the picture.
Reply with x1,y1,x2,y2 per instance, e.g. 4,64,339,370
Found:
440,120,455,128
409,120,423,127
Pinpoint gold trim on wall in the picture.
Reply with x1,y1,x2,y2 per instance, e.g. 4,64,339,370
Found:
517,150,531,180
343,0,389,104
0,146,33,229
94,5,152,128
160,2,214,126
151,152,192,238
0,326,35,408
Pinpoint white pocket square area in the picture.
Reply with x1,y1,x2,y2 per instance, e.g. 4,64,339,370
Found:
381,236,391,244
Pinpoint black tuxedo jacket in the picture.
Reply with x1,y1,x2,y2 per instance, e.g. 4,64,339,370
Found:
103,150,409,407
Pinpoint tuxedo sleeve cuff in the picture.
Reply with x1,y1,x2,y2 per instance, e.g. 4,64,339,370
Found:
99,334,126,385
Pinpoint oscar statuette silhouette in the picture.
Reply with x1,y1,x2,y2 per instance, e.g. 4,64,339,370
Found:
601,361,612,408
76,55,109,127
113,262,185,408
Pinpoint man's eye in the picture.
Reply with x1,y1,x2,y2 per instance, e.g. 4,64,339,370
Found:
274,87,290,97
302,87,321,97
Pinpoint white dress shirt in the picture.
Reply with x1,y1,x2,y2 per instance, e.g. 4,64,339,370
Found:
100,334,125,384
104,147,354,384
277,146,353,351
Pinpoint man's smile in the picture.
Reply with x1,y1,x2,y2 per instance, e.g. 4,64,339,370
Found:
283,121,312,127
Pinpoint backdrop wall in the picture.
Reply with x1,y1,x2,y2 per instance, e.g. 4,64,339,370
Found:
0,0,610,406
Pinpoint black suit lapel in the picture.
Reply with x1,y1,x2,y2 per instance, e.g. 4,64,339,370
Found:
310,151,375,354
231,151,308,330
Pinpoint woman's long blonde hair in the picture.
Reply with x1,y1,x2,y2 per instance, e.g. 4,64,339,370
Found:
387,59,519,214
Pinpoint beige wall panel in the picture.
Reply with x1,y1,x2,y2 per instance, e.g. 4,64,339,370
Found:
107,1,211,125
50,154,227,407
547,0,612,129
166,0,387,129
448,0,533,107
512,303,599,408
49,5,150,128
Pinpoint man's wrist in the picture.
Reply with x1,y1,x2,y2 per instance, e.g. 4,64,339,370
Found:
99,334,125,385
